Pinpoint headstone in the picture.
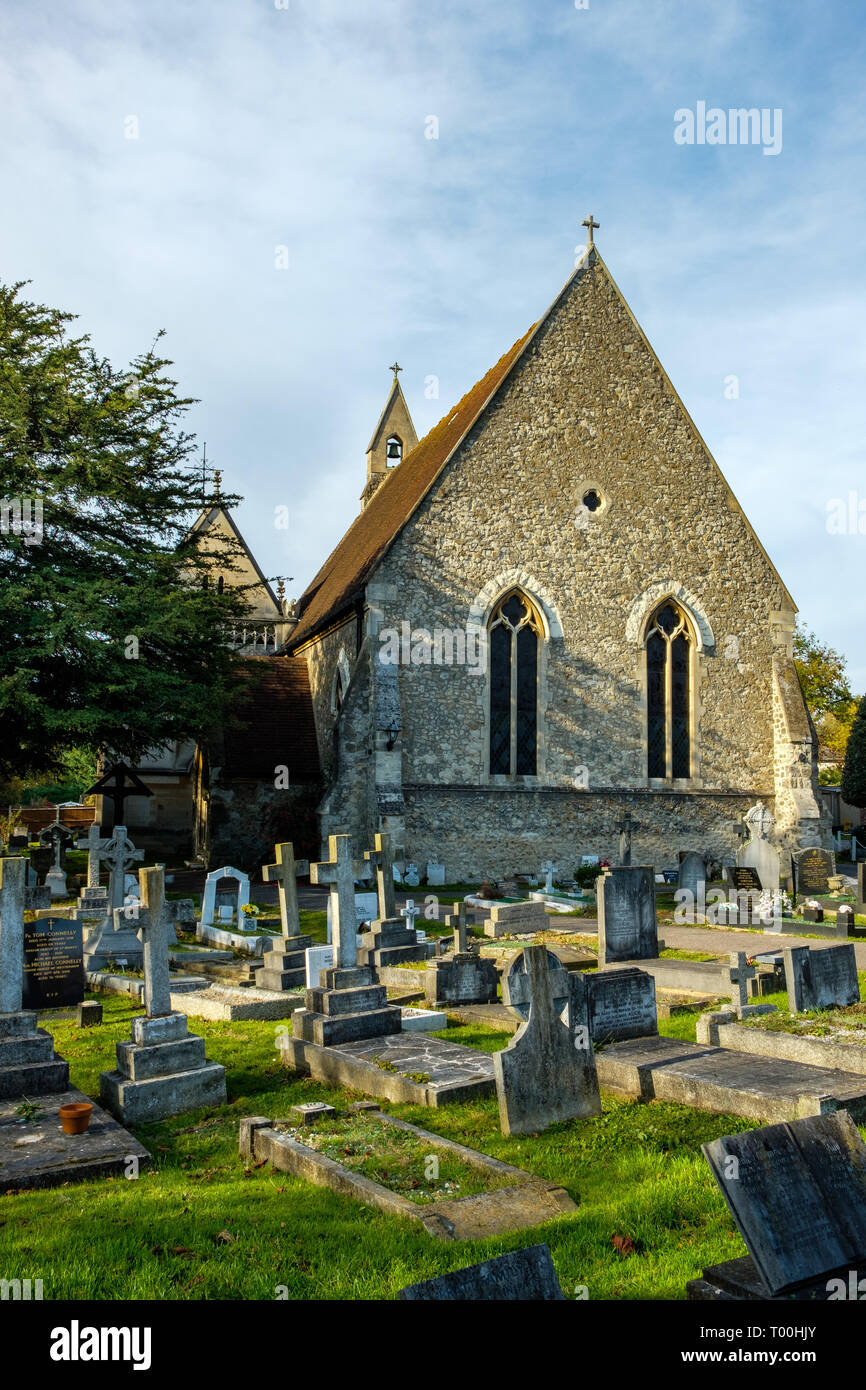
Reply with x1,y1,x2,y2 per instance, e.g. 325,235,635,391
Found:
90,825,144,911
24,884,51,911
398,1245,565,1301
100,866,227,1122
254,841,314,992
262,842,309,938
28,846,52,883
729,952,757,1015
585,967,657,1043
581,855,600,868
597,866,657,964
614,809,640,866
77,1000,103,1027
837,904,855,936
740,801,780,891
794,847,835,898
494,945,602,1135
677,850,706,904
783,944,860,1013
76,823,112,889
425,855,445,887
541,860,557,893
326,892,378,943
200,866,250,928
858,864,866,916
0,856,70,1096
403,862,420,888
21,918,85,1010
698,1111,866,1296
305,944,333,988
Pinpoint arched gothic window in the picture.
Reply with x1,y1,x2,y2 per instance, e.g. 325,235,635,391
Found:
489,591,542,776
646,601,692,779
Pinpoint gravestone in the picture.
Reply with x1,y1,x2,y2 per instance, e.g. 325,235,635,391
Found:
255,842,314,992
794,847,835,898
77,823,113,889
597,866,657,964
0,857,69,1097
692,1111,866,1298
100,866,227,1122
22,918,85,1011
398,1244,564,1301
677,850,706,901
305,944,333,988
296,834,402,1046
403,863,420,888
740,801,780,891
783,944,860,1013
24,884,51,911
425,855,446,887
200,866,250,928
327,892,378,943
425,905,498,1006
585,967,657,1043
494,945,601,1135
28,846,52,884
837,904,855,936
858,864,866,917
356,834,430,969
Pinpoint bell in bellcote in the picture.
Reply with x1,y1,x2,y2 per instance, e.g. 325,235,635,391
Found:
386,436,402,461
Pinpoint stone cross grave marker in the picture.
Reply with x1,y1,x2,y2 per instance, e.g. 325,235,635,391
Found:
700,1111,866,1297
89,825,144,911
311,834,360,970
363,831,396,921
262,842,309,938
614,809,640,867
39,815,74,897
729,952,757,1013
495,944,602,1135
77,823,113,889
446,900,468,954
116,866,172,1017
0,856,26,1015
540,860,557,893
400,899,421,932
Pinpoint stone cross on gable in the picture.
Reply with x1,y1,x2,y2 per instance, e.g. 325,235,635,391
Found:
400,899,421,932
262,842,307,939
364,832,396,922
77,823,113,889
0,856,26,1015
614,809,640,866
311,834,359,970
729,952,756,1012
582,214,599,247
92,825,144,910
115,866,171,1017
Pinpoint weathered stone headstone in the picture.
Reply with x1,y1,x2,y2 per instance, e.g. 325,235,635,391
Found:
677,850,706,901
305,944,333,988
794,847,835,897
837,904,855,936
740,801,780,891
403,862,420,888
0,857,69,1097
22,918,85,1011
858,863,866,917
200,866,250,927
254,842,313,992
585,967,657,1043
697,1111,866,1297
494,945,601,1135
398,1244,564,1301
100,866,227,1122
597,866,657,964
24,884,51,911
425,855,445,887
783,944,860,1013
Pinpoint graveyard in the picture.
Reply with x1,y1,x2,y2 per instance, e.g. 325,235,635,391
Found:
5,819,866,1305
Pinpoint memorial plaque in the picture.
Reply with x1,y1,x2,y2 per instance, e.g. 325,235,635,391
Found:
783,944,860,1012
21,916,85,1010
597,866,657,964
702,1111,866,1295
586,968,657,1043
732,865,762,892
793,848,834,896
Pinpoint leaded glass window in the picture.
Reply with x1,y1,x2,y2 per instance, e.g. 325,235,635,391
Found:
645,602,692,780
489,591,542,776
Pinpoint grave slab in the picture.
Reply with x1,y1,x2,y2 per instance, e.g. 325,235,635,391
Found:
170,984,305,1022
285,1030,496,1106
0,1087,150,1192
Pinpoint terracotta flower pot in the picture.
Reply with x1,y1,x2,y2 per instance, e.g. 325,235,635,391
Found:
59,1102,93,1135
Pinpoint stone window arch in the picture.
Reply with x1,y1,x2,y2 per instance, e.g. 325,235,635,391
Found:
488,590,544,777
644,600,695,780
330,648,351,717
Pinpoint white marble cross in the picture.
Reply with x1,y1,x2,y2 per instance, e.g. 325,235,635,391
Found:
311,834,359,970
744,801,774,841
541,860,557,893
364,832,396,922
117,865,171,1017
729,951,756,1011
0,856,26,1015
92,825,144,910
400,899,421,932
262,842,306,939
77,824,113,889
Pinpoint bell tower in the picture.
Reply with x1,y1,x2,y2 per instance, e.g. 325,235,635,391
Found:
361,363,419,508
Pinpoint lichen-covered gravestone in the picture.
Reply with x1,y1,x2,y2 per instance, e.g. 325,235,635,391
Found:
0,857,70,1097
584,967,657,1043
494,945,601,1136
597,866,657,964
783,944,860,1013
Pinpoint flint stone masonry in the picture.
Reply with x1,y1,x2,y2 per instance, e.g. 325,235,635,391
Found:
783,944,860,1013
597,867,658,964
585,967,657,1043
399,1244,565,1299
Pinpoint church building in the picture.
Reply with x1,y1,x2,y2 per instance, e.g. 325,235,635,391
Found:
280,228,827,880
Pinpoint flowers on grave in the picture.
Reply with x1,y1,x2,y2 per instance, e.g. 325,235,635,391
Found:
240,903,260,917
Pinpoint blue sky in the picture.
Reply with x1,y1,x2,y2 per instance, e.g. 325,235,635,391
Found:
2,0,865,685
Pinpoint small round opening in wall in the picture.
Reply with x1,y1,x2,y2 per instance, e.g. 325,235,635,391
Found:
582,490,602,512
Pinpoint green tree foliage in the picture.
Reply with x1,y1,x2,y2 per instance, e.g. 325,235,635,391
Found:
0,281,258,778
793,622,852,717
841,696,866,809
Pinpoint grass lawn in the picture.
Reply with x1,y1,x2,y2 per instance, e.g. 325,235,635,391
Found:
0,990,774,1301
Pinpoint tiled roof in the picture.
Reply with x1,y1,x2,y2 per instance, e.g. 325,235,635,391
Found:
288,325,537,649
222,656,320,783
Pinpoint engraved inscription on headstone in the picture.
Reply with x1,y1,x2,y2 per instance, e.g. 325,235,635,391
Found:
597,866,657,964
585,968,657,1043
794,848,835,896
783,944,860,1012
21,917,85,1010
